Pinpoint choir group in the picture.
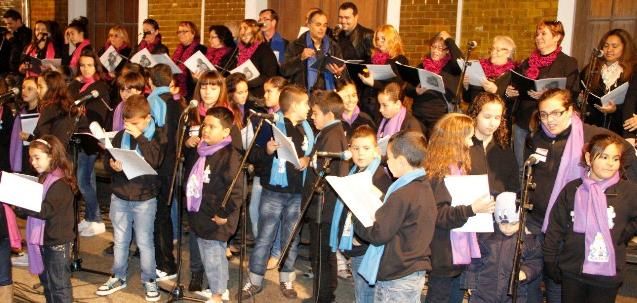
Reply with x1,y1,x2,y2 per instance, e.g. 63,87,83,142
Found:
0,2,636,303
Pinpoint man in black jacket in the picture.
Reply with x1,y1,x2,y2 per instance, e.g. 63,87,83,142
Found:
335,2,373,63
1,9,32,75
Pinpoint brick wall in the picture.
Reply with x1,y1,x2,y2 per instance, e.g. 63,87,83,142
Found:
149,0,245,53
30,0,68,28
1,1,24,21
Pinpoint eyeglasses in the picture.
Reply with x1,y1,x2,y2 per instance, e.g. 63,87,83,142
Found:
490,47,511,53
431,45,448,51
209,35,219,39
176,30,190,35
538,109,567,120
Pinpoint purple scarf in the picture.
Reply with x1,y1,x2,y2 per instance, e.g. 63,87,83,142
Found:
186,137,232,212
541,115,586,232
573,172,619,276
448,165,481,265
9,111,24,172
112,101,125,131
27,168,64,274
377,106,406,138
342,106,360,126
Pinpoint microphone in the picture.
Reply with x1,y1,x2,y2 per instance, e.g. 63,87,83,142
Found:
593,48,604,58
73,90,100,106
316,150,353,160
182,99,198,115
256,22,266,27
249,109,279,122
0,87,19,100
524,154,540,167
467,41,478,49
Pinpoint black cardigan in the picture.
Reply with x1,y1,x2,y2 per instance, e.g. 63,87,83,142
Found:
227,42,279,99
469,136,519,194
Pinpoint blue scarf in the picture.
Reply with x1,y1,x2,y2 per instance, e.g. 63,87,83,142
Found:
330,157,381,252
269,112,315,187
305,33,335,91
358,168,427,285
121,118,156,153
268,32,286,63
147,86,170,127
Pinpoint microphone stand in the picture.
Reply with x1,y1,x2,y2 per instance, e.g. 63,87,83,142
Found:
453,45,475,113
580,49,602,122
507,161,536,303
277,157,333,303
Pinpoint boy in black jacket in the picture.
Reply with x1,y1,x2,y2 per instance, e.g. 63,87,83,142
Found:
97,95,167,302
305,90,350,302
185,107,243,303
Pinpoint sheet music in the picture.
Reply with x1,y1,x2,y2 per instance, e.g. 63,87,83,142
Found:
130,48,156,68
457,59,487,86
89,121,114,148
20,113,39,146
230,59,260,81
326,171,383,227
99,45,123,73
365,64,396,80
184,50,216,74
417,68,446,94
591,81,630,106
377,136,390,156
0,171,44,212
107,148,158,180
152,53,183,74
444,174,494,233
266,120,302,168
534,77,566,91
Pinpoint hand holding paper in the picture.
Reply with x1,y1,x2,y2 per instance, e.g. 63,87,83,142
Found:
326,171,383,227
444,174,494,233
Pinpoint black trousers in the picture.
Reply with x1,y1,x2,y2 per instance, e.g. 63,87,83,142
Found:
309,222,337,303
561,276,618,303
154,175,177,274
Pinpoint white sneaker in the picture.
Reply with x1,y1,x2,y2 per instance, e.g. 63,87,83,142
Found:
155,269,177,281
96,276,127,296
80,222,106,237
11,253,28,267
196,289,229,301
144,280,161,302
77,219,91,232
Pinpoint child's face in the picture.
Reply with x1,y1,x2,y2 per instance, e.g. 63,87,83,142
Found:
200,83,221,107
378,93,401,119
21,80,39,104
350,136,379,169
310,105,334,130
124,114,151,133
119,87,142,102
475,102,503,140
232,81,249,106
201,115,230,145
289,95,310,123
263,83,280,108
337,84,358,113
586,143,621,181
36,77,48,100
79,56,96,78
29,147,52,174
386,145,408,178
498,222,519,237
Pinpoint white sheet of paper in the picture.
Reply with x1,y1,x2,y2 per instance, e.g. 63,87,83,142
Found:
326,171,383,227
107,148,157,180
41,59,61,72
534,77,566,91
241,120,255,150
267,120,301,168
184,50,216,74
273,50,280,63
152,53,183,74
20,113,39,146
444,174,494,233
377,136,390,156
99,45,123,73
457,59,487,86
298,26,309,38
189,125,200,137
0,172,43,212
231,59,260,81
89,121,113,148
599,81,629,106
365,64,396,80
130,48,156,68
417,68,446,94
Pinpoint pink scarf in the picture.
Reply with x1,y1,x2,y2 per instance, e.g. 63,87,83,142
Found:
480,58,516,80
206,46,231,66
79,76,96,93
422,54,451,75
138,34,163,53
371,52,390,65
377,106,406,138
525,47,561,80
448,165,481,265
3,204,21,249
70,39,91,69
237,41,260,66
104,40,128,53
173,39,201,97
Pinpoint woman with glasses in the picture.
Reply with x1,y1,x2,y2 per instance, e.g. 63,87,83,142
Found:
524,88,637,303
137,18,168,55
405,31,463,137
506,20,580,169
172,21,207,100
204,25,235,72
463,36,517,103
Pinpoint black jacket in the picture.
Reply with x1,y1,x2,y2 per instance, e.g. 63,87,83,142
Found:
0,105,15,172
33,104,74,148
227,42,278,98
621,73,637,139
343,111,376,139
544,179,637,287
354,175,437,281
359,55,409,124
336,23,373,62
281,32,343,91
8,25,32,73
68,79,113,133
469,136,519,194
187,144,244,241
156,92,184,176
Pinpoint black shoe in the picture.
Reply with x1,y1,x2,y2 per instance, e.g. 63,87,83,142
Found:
188,272,203,292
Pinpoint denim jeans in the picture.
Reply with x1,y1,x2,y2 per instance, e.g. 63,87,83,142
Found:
197,238,228,295
351,255,375,303
512,124,529,170
110,195,157,282
171,196,178,240
375,270,426,303
425,274,465,303
39,242,73,303
248,188,301,284
77,151,101,222
249,177,281,258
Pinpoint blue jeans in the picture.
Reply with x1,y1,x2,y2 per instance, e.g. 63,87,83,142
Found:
512,124,529,170
170,196,178,240
375,270,426,303
248,189,301,284
197,238,228,295
77,151,101,222
351,255,375,303
110,195,157,282
249,177,281,258
426,274,465,303
39,242,73,303
189,233,204,274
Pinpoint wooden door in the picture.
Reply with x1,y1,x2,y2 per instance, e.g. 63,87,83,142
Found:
572,0,637,69
87,0,139,51
268,0,387,43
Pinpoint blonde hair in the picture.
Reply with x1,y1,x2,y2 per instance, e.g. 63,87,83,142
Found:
424,113,474,179
372,24,404,58
493,35,516,59
108,25,130,47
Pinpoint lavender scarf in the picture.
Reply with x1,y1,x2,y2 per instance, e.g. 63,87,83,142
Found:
541,115,586,232
448,165,481,265
342,106,360,126
186,136,232,212
573,172,620,276
9,112,24,172
27,169,64,274
377,106,406,139
112,102,125,131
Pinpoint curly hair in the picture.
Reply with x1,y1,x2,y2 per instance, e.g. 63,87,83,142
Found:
467,92,510,148
424,113,474,180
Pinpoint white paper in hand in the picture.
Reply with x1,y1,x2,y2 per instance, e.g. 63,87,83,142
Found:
0,172,44,212
457,59,487,86
377,136,390,156
365,64,396,80
20,113,39,146
152,53,183,74
267,120,301,168
418,69,446,93
184,51,216,74
89,121,113,148
130,48,156,68
326,171,383,227
100,45,123,73
599,82,629,106
107,148,158,179
231,59,260,81
444,174,494,233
